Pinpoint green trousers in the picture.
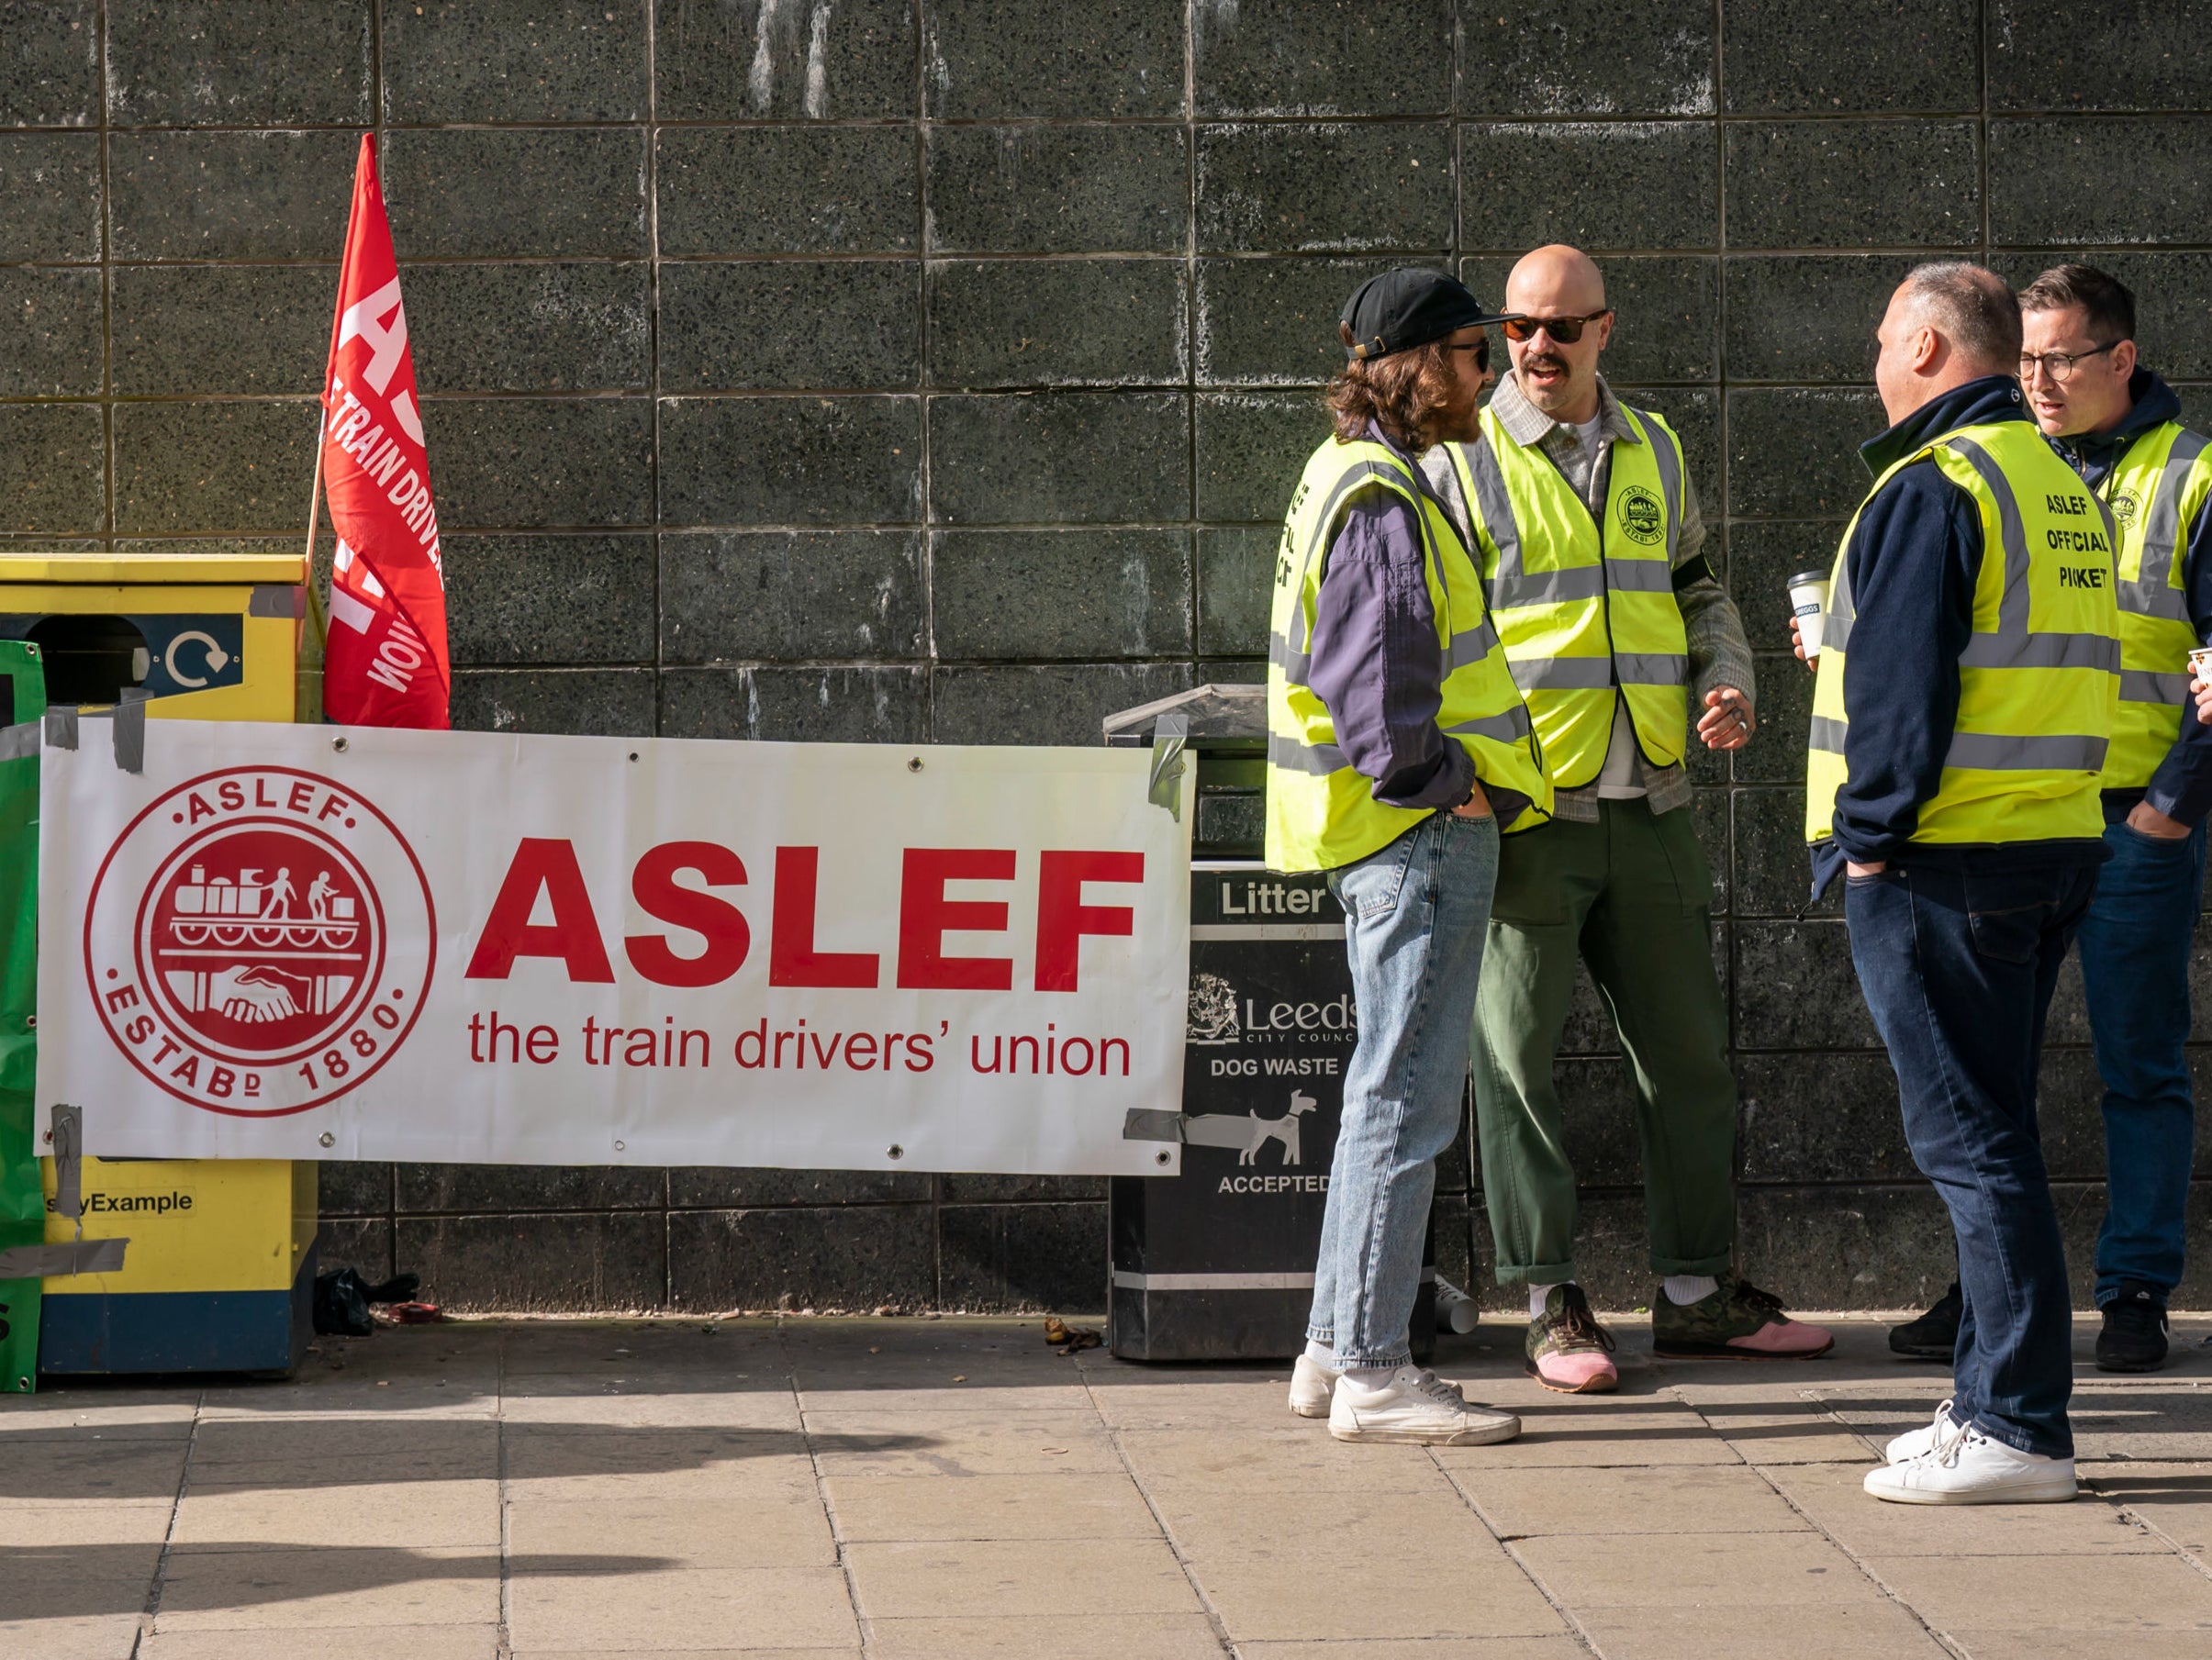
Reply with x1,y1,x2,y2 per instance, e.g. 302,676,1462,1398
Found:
1471,797,1737,1285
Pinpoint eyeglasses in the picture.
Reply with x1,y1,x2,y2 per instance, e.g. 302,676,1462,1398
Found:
1447,339,1491,372
2018,340,2120,384
1502,309,1612,345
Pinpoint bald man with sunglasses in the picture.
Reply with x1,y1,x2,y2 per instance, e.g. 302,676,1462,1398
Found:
1424,245,1830,1393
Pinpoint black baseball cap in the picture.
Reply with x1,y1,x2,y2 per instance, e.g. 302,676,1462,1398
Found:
1339,269,1520,362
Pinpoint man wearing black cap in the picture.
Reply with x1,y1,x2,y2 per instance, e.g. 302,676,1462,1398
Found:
1267,269,1551,1443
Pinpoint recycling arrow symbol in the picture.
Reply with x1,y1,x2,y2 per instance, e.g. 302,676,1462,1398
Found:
164,630,231,688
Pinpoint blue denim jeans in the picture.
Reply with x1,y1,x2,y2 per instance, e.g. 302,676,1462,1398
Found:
2077,818,2206,1306
1308,811,1500,1367
1844,851,2101,1459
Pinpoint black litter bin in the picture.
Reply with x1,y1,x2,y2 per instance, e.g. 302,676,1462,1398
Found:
1103,685,1436,1362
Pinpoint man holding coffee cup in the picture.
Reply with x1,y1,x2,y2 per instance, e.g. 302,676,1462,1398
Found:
1881,265,2212,1376
1423,245,1831,1393
1804,262,2120,1504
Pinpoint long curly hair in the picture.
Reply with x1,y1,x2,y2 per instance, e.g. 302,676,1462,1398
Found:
1324,333,1459,451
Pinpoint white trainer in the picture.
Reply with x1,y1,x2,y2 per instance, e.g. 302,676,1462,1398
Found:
1884,1397,1960,1465
1292,1354,1465,1418
1863,1420,2076,1505
1289,1354,1340,1418
1328,1365,1519,1446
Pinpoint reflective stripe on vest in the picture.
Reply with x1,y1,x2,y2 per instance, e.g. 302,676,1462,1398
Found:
1447,403,1692,789
1805,420,2122,846
1264,437,1552,874
2097,424,2212,789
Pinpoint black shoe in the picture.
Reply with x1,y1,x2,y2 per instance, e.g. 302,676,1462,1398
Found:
2097,1283,2171,1374
1888,1282,1961,1361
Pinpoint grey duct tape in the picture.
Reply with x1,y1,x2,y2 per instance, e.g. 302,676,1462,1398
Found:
0,720,38,763
43,706,78,751
249,584,302,618
1147,712,1188,821
50,1103,82,1223
0,1238,128,1280
112,689,149,774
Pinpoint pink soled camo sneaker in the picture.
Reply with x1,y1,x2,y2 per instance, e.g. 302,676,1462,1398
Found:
1650,1278,1834,1360
1525,1284,1619,1394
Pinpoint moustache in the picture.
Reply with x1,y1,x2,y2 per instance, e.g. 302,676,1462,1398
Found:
1523,354,1569,375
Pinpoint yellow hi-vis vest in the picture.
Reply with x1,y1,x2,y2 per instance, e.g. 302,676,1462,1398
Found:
2096,422,2212,790
1805,419,2122,847
1265,436,1552,874
1443,402,1692,788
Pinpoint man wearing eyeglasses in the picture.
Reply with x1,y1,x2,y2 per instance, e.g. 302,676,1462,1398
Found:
1886,264,2212,1377
1423,245,1831,1395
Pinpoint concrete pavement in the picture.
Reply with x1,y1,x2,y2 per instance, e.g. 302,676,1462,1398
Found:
6,1313,2212,1657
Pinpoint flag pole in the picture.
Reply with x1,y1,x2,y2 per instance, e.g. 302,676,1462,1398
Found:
297,401,330,722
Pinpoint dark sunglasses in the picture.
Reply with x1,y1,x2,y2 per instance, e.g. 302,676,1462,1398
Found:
1501,309,1612,345
1446,339,1491,371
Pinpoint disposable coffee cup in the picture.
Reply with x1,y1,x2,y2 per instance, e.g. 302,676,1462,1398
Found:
2190,645,2212,685
1788,570,1831,665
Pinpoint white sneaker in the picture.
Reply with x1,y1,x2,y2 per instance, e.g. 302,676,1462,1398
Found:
1863,1419,2076,1505
1328,1365,1519,1446
1289,1354,1340,1418
1291,1354,1465,1418
1884,1397,1960,1465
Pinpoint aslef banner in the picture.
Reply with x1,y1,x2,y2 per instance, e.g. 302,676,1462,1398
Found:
37,718,1190,1175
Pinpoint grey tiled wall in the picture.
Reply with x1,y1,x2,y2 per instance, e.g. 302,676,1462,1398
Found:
7,2,2210,1313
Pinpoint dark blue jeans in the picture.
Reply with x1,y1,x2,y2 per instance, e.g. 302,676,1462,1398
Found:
1845,851,2101,1459
2076,819,2206,1306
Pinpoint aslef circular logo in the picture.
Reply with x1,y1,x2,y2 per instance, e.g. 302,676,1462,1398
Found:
2111,490,2140,527
1616,485,1665,546
84,767,435,1117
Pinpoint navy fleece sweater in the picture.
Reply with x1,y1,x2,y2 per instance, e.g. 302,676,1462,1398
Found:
1809,376,2106,896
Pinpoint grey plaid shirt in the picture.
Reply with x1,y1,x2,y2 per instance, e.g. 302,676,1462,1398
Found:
1422,372,1755,821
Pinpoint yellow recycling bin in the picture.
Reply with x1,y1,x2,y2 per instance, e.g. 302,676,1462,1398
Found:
1,551,321,1376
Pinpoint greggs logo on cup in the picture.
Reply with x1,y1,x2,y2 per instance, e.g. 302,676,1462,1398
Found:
1788,571,1831,665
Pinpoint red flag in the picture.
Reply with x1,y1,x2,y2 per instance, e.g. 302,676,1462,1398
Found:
318,134,450,729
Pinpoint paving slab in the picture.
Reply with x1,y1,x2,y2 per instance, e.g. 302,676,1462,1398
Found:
152,1545,506,1631
1455,1460,1811,1537
1570,1599,1952,1659
1235,1643,1588,1659
507,1563,860,1652
0,1611,145,1660
1858,1549,2212,1632
844,1536,1202,1620
803,1408,1125,1476
2085,1459,2212,1556
506,1493,838,1568
825,1470,1161,1542
172,1478,500,1551
1510,1529,1888,1610
865,1612,1224,1656
141,1625,502,1658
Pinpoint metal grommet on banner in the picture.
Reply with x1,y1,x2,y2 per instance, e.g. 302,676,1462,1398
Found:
887,1143,904,1160
1156,1150,1172,1165
907,757,923,773
318,1131,335,1148
613,1139,626,1153
331,735,350,752
629,752,639,762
